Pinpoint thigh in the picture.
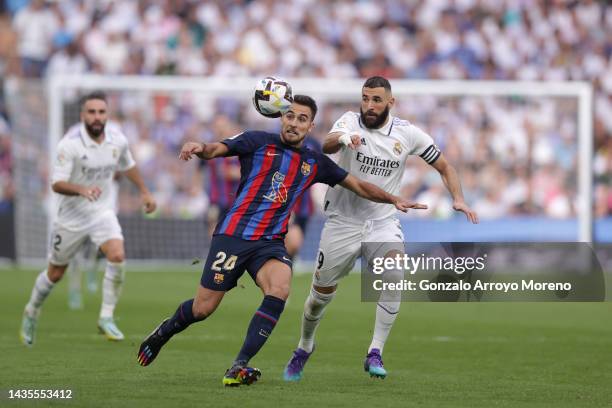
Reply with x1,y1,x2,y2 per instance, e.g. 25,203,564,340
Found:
363,218,406,261
90,211,124,248
313,217,362,287
245,239,292,282
200,235,249,291
48,224,89,266
255,258,292,299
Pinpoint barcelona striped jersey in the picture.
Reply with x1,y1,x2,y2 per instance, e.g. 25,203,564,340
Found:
214,131,348,240
292,136,322,220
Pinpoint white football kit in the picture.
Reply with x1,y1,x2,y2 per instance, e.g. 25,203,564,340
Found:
314,111,440,286
49,124,135,265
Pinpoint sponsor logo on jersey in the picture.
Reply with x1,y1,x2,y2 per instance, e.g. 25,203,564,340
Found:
355,152,400,169
300,161,311,176
214,273,224,284
263,171,288,203
393,142,402,156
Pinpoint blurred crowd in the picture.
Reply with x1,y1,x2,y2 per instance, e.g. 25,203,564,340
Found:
0,0,610,219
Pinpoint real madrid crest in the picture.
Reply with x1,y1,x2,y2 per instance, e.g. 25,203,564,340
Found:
393,142,402,156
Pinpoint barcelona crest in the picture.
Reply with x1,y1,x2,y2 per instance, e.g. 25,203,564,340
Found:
213,273,224,284
301,162,311,176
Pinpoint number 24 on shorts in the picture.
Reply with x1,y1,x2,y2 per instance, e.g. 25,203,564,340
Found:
211,251,237,272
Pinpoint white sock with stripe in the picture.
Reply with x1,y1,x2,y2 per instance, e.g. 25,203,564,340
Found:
25,270,55,317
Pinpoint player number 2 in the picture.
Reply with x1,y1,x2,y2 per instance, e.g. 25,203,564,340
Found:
53,234,62,252
211,251,237,272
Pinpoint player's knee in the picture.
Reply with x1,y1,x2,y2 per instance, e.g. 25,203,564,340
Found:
192,297,218,319
47,265,67,283
106,251,125,264
265,283,290,300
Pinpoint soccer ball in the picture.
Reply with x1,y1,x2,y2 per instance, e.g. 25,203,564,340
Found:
252,76,293,118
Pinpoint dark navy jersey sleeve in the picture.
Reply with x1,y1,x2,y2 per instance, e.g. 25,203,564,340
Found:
315,153,348,187
221,131,264,156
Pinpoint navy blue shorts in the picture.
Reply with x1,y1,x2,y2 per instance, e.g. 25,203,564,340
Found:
200,234,292,291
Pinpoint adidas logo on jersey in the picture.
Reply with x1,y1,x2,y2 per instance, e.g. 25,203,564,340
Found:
81,154,88,160
361,138,367,145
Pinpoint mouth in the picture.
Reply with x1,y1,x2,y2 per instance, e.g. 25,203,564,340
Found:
286,129,298,136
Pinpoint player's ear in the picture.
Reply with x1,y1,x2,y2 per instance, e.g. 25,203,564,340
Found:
388,95,395,109
308,120,315,133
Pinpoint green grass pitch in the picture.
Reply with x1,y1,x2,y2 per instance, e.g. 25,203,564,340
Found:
1,268,611,407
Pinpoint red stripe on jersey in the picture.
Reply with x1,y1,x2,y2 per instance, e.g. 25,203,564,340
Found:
224,145,276,236
251,152,301,239
279,163,318,235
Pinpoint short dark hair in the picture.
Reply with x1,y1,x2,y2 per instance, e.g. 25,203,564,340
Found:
363,76,392,92
292,94,318,120
80,91,107,110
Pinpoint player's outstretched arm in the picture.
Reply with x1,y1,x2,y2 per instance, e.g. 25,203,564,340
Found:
123,166,157,214
322,132,362,154
52,181,101,202
339,174,427,213
179,142,229,161
430,154,479,224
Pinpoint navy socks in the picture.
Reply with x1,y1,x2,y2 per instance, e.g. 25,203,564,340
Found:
234,295,286,365
159,299,205,337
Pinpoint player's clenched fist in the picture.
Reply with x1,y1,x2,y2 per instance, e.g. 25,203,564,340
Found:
141,191,157,214
179,142,204,161
338,132,362,150
79,186,102,202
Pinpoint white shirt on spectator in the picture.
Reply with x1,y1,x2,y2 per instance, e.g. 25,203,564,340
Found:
13,5,59,60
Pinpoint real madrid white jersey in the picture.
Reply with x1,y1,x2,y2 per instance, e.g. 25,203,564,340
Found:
324,111,440,221
51,123,135,230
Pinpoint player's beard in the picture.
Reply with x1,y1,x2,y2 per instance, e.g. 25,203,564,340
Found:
361,106,390,129
281,128,305,147
85,121,106,138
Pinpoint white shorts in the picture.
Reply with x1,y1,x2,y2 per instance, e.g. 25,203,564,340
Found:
313,215,405,287
48,210,123,266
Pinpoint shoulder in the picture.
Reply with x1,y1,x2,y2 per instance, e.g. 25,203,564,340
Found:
391,117,431,142
391,116,412,128
105,123,130,147
240,130,279,146
58,125,82,150
331,111,360,130
307,149,334,165
304,136,322,153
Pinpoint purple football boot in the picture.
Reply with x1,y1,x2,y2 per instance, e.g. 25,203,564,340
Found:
283,348,313,381
364,348,387,378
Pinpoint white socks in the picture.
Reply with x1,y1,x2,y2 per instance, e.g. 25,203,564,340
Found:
25,270,55,317
368,301,400,354
100,261,125,319
298,287,335,353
